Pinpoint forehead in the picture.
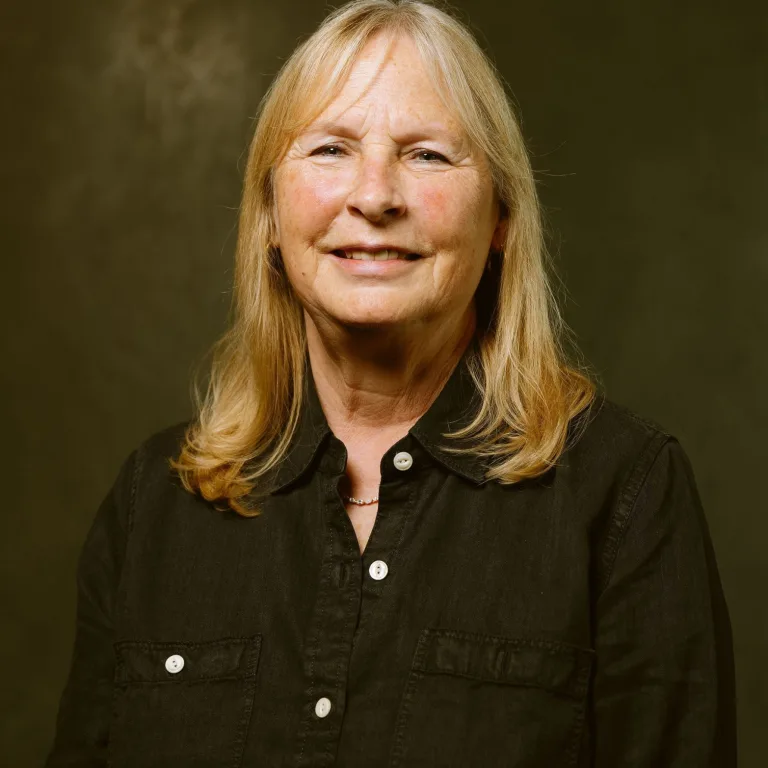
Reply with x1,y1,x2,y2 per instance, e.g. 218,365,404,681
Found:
297,31,466,140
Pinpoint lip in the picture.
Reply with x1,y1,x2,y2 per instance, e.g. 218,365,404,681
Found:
326,248,422,275
331,245,422,259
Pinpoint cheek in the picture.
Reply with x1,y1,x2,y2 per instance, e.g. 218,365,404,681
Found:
419,186,472,258
418,180,492,294
422,207,488,288
276,167,342,241
417,178,489,240
418,186,449,221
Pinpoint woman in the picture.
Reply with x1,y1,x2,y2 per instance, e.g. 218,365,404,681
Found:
46,1,736,766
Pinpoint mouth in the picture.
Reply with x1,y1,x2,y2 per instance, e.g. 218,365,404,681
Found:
332,249,422,262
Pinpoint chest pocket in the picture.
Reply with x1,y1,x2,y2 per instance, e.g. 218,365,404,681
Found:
108,635,262,768
388,628,594,768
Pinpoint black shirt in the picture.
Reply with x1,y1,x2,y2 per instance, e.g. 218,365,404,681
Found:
46,355,737,767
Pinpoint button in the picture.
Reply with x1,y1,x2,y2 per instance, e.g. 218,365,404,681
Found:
369,559,389,580
315,697,332,718
165,654,184,674
393,451,413,471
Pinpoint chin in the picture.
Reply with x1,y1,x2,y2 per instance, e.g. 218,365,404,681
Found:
334,313,409,330
329,306,415,331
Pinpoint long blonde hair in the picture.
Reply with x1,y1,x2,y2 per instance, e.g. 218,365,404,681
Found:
171,0,600,516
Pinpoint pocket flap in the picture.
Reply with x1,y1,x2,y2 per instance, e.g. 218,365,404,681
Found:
114,635,261,684
414,628,593,699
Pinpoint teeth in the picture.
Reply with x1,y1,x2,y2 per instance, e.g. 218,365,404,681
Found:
343,250,410,261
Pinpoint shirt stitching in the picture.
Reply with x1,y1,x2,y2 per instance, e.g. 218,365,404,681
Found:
598,431,672,594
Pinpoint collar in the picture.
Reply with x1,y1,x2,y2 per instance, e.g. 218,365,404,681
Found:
269,344,488,494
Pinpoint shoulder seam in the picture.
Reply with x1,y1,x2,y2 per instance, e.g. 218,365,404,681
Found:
598,431,674,594
598,397,673,439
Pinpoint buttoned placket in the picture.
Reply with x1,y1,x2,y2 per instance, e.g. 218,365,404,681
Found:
292,434,420,767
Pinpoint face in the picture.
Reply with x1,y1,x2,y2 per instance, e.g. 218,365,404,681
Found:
272,32,506,335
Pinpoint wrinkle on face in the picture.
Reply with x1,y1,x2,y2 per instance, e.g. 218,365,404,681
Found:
272,30,503,333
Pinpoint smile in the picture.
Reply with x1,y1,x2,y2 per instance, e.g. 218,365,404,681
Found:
333,249,421,261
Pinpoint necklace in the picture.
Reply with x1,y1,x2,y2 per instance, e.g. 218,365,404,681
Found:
342,494,379,506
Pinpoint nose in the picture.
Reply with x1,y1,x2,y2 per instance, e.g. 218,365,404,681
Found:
345,151,406,223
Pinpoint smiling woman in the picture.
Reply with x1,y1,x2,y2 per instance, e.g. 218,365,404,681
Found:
274,31,502,336
46,1,736,767
172,0,594,514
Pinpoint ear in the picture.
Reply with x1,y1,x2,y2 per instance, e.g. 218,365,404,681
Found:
490,203,510,252
270,168,281,247
270,204,281,249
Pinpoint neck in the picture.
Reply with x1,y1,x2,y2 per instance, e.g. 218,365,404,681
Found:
305,307,476,444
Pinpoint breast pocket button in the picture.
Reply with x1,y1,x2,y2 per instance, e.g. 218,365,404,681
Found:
315,697,332,718
164,654,185,674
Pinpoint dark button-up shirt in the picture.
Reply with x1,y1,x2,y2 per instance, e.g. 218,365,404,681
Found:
46,355,737,767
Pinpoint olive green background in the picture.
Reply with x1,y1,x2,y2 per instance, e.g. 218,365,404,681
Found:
2,0,765,764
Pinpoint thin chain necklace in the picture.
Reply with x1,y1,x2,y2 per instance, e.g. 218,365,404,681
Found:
342,494,379,506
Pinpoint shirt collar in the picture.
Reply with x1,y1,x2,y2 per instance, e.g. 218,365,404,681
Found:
269,343,487,494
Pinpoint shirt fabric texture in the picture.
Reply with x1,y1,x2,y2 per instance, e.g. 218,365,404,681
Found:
46,353,737,767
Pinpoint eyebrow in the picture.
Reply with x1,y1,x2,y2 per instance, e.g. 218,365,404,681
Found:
302,119,463,148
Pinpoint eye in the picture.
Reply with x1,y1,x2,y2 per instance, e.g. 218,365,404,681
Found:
311,144,346,157
413,150,448,163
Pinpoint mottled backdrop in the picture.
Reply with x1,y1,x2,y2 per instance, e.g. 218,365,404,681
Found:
2,0,766,765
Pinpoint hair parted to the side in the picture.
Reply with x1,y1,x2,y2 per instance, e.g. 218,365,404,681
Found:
170,0,600,516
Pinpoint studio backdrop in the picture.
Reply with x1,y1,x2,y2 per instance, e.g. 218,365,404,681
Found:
1,0,765,765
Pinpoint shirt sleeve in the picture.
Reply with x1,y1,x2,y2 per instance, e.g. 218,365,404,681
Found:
591,436,737,767
45,448,138,767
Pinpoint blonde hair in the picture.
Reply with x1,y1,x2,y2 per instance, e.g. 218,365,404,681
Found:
171,0,600,516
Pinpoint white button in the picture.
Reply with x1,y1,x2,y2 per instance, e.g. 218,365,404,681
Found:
369,559,389,580
393,451,413,471
165,654,184,674
315,696,332,718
